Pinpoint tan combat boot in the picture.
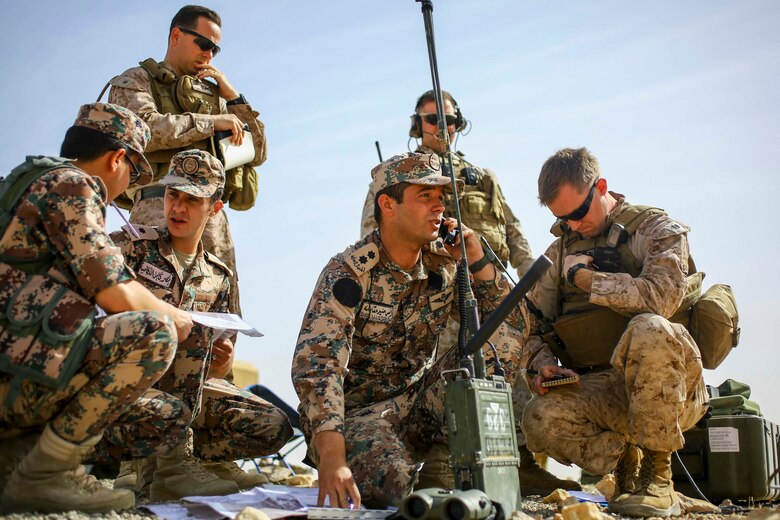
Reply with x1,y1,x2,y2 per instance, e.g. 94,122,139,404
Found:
517,444,581,496
114,457,156,495
201,460,269,490
0,425,135,514
609,444,642,503
0,432,39,494
608,449,681,517
415,442,454,490
149,440,239,500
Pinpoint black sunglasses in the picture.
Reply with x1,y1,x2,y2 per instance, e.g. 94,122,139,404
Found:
556,181,598,222
177,26,221,56
420,113,457,126
125,155,142,185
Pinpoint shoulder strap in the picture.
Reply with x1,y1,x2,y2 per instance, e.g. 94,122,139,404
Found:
139,58,175,113
0,156,72,237
0,156,72,273
613,204,666,235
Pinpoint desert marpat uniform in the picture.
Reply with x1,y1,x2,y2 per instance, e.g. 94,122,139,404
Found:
292,230,522,507
0,160,185,458
111,224,292,460
108,60,268,321
521,196,708,477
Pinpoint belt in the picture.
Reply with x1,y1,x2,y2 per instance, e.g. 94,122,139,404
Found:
138,186,165,201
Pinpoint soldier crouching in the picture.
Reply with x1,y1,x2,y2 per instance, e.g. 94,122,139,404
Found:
0,103,195,514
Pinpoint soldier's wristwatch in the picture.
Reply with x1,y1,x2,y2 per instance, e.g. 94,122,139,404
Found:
227,94,248,106
566,263,589,286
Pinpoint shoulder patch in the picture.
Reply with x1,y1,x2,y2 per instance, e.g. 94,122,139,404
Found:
122,224,159,241
203,250,233,277
639,214,690,239
333,278,362,308
345,242,379,277
108,68,148,91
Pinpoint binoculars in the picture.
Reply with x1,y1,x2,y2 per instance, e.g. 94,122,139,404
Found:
400,488,493,520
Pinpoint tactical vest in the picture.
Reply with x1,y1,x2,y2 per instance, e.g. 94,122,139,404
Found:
138,59,257,210
0,157,96,405
544,204,701,369
139,59,221,173
437,151,511,263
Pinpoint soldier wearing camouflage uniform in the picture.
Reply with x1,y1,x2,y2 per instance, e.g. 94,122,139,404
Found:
0,103,195,514
360,91,577,495
107,5,268,323
110,150,291,500
293,152,525,508
521,148,708,517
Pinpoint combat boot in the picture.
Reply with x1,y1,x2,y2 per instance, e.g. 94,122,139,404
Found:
113,457,156,495
608,449,681,517
0,432,39,494
609,444,642,503
201,460,269,490
0,425,135,514
517,444,581,496
149,440,239,500
416,442,454,490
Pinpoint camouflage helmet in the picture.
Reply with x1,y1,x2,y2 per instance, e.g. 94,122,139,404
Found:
160,149,225,198
370,152,463,194
72,102,153,185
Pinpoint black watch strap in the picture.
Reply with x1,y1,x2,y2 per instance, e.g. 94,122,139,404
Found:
227,94,248,106
469,255,492,273
566,263,588,286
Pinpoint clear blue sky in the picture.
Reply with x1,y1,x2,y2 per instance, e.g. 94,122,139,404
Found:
2,1,778,445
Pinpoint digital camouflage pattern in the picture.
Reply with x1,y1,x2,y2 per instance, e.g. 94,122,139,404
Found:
160,149,226,198
111,225,230,421
362,146,534,277
0,162,182,451
112,225,292,460
108,60,263,321
128,198,240,318
192,378,293,461
73,102,153,184
369,152,463,194
520,198,708,475
292,230,522,506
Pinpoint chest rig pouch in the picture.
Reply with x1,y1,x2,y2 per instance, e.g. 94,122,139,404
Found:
0,157,97,406
139,59,257,211
545,205,702,370
444,155,510,263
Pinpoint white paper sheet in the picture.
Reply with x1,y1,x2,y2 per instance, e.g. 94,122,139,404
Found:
189,311,263,337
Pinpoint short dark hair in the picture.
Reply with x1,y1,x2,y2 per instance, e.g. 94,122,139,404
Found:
211,188,224,204
60,126,127,162
170,5,221,34
415,90,457,112
374,182,411,225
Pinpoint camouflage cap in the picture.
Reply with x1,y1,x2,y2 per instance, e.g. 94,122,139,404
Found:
370,152,463,194
72,102,153,185
160,149,225,198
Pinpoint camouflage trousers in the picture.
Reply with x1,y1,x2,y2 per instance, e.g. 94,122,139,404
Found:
130,196,241,320
151,324,213,421
308,322,524,508
438,316,532,446
0,311,189,460
192,378,293,461
522,313,708,476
